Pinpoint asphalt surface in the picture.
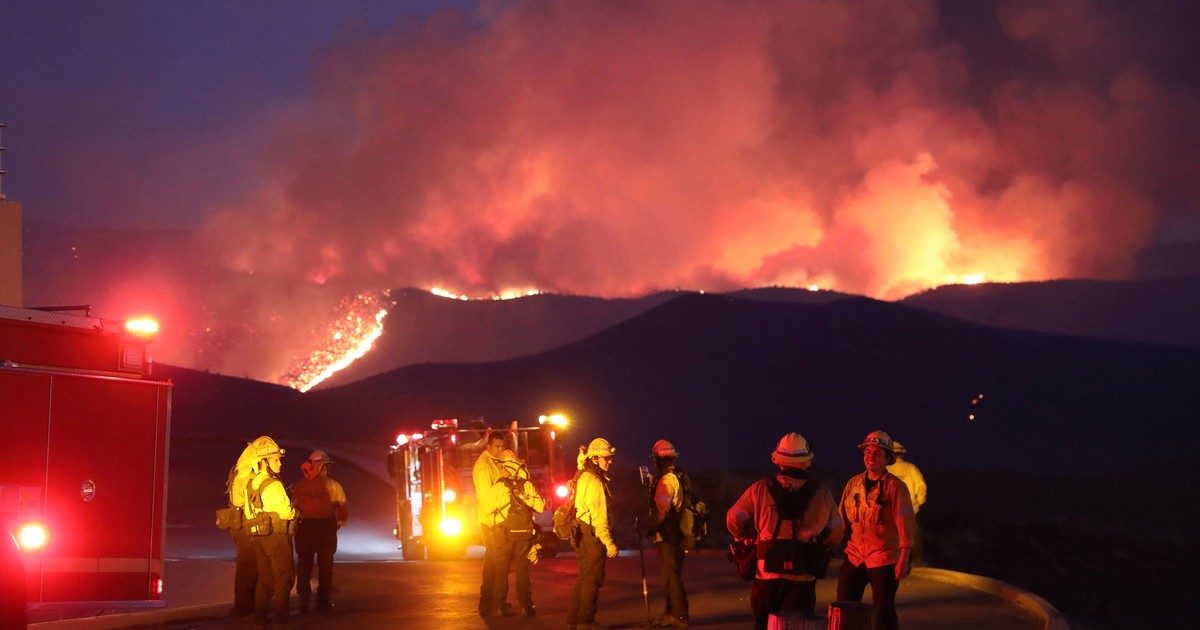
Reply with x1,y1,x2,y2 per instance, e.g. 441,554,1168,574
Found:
29,551,1053,629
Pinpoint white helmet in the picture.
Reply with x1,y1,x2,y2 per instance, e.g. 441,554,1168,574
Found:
308,450,332,465
651,439,678,458
771,433,813,467
858,430,897,464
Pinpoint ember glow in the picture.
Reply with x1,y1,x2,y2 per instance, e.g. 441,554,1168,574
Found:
281,291,392,392
430,287,543,301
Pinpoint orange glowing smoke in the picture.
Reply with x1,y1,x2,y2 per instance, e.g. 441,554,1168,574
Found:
281,290,392,392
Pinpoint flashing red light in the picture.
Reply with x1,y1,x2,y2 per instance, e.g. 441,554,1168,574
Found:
156,578,164,596
124,316,160,337
555,484,569,499
17,522,49,551
411,433,424,441
396,434,409,446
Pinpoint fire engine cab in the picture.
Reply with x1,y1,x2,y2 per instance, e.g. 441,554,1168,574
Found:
387,416,570,560
0,304,171,619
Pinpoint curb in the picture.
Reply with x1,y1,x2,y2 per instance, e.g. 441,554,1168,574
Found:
912,567,1070,630
29,603,230,629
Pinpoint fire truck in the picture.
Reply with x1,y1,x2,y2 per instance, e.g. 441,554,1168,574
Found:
386,416,571,560
0,304,170,618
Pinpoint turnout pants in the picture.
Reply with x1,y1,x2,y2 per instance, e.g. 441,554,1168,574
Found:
252,532,294,625
295,518,338,608
750,578,816,630
479,524,502,613
230,527,258,618
836,560,900,630
655,540,688,620
567,524,607,626
492,526,535,611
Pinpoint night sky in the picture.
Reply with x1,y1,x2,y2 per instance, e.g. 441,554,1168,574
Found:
3,0,1199,380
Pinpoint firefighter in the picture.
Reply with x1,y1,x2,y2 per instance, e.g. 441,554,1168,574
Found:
726,433,843,630
645,439,689,628
490,449,545,617
291,449,348,613
886,440,927,565
225,443,260,622
242,435,298,627
473,428,513,616
837,430,916,630
567,437,618,630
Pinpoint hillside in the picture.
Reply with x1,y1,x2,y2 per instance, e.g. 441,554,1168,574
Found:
315,286,852,388
901,276,1200,349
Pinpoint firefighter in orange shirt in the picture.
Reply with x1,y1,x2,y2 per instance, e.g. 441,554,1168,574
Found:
291,449,348,613
837,430,916,630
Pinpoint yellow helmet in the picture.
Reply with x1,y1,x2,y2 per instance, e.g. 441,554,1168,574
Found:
584,437,616,459
248,435,285,459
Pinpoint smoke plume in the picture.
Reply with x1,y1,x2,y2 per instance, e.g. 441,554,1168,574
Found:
190,0,1197,380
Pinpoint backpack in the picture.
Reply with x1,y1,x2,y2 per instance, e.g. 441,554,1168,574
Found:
676,471,709,550
214,465,244,530
760,475,831,578
551,470,585,543
503,490,537,540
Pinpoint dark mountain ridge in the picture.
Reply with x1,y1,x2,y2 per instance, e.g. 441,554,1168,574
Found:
313,293,1198,474
901,275,1200,349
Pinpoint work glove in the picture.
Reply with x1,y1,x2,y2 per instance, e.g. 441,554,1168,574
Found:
605,542,618,558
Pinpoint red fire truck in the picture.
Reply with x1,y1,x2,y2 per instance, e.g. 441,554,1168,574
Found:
386,417,571,561
0,304,170,618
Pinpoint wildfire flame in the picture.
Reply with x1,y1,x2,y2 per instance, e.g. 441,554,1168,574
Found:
429,287,543,301
281,290,392,392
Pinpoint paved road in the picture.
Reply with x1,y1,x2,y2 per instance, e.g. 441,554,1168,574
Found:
90,552,1043,629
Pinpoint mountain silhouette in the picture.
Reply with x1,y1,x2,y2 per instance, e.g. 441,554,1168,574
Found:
307,293,1198,474
901,276,1200,349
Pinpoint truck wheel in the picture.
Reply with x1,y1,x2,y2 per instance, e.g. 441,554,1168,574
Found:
401,540,425,561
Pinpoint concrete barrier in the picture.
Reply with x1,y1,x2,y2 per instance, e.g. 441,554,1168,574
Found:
912,567,1070,630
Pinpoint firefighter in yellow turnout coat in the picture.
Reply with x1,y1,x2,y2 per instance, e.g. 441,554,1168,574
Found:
567,438,619,630
490,449,545,617
242,436,298,626
474,430,511,615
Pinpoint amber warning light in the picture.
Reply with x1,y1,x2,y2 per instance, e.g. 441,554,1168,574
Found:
124,316,160,337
